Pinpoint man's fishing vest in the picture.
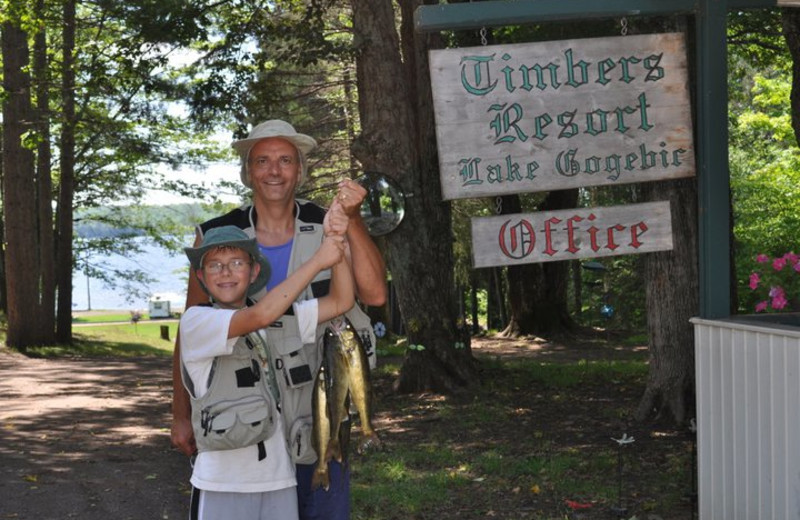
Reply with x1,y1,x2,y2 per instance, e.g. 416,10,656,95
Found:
198,200,377,464
181,327,278,453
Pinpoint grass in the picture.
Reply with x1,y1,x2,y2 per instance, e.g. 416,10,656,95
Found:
350,353,692,520
19,322,177,358
72,312,134,323
72,312,179,323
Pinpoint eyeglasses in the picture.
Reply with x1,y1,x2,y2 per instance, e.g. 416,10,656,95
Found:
202,259,252,275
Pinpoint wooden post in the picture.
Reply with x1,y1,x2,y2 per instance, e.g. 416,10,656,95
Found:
160,325,170,341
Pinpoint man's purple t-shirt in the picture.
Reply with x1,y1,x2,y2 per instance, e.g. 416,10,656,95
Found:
259,239,293,290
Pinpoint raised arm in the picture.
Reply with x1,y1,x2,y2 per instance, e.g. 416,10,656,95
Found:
318,249,356,323
335,179,387,306
227,235,345,338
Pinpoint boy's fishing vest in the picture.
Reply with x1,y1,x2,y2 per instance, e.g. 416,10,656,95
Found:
182,326,278,454
198,200,377,464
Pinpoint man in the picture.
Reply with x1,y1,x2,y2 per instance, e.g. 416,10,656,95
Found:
172,120,387,520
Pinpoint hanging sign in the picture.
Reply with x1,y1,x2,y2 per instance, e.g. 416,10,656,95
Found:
430,32,695,200
471,201,673,268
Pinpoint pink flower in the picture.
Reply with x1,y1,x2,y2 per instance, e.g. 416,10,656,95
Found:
769,286,788,309
749,252,798,313
769,286,785,299
772,293,789,310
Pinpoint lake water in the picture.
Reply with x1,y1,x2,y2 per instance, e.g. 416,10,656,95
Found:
72,238,189,312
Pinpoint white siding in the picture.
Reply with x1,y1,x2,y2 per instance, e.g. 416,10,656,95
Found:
693,317,800,520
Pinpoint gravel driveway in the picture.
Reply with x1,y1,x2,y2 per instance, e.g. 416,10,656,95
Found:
0,347,191,520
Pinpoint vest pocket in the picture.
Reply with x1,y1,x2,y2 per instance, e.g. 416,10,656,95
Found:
270,321,316,390
288,415,314,463
197,395,276,452
278,345,314,389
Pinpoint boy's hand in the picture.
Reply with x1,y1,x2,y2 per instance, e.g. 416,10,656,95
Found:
171,416,197,456
316,235,346,269
324,199,349,237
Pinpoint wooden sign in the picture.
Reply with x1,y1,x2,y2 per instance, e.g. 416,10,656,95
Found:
471,201,673,268
430,33,696,200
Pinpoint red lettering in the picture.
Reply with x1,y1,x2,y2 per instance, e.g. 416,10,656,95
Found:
565,215,583,253
586,213,600,252
542,217,562,256
498,219,536,259
606,224,625,250
629,221,648,248
492,210,657,263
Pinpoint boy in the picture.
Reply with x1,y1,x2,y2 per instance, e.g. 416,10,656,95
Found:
179,222,354,520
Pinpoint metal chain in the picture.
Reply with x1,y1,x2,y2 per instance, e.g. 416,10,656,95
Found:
494,196,502,215
480,26,488,46
620,17,628,36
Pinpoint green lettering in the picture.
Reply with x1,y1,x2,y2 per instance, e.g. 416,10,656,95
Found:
460,55,497,96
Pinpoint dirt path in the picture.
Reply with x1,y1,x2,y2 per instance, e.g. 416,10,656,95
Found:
0,347,190,520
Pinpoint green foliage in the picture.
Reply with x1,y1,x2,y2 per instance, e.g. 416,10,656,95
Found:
174,0,360,202
729,22,800,312
57,2,228,210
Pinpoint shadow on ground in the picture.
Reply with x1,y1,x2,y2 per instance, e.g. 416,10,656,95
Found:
0,349,190,520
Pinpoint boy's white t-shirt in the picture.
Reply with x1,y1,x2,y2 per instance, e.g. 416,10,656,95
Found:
179,300,318,493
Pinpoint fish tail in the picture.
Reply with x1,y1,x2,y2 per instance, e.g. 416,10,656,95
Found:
311,465,330,492
327,438,342,462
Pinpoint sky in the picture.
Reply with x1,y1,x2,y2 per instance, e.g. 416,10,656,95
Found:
144,48,246,206
146,160,243,206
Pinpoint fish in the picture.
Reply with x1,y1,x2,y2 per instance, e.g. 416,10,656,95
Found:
311,317,381,490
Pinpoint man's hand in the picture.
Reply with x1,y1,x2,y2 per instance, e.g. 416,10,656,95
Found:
171,415,197,456
336,178,367,218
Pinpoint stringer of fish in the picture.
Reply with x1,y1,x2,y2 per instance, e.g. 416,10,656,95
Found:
311,317,381,490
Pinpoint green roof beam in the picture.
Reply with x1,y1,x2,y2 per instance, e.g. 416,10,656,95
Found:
415,0,698,33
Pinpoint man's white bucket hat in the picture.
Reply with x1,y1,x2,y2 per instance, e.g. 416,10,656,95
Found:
231,120,317,188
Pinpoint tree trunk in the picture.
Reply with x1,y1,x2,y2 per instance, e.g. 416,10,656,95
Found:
0,116,6,315
56,0,76,343
503,190,579,337
487,267,506,330
2,10,45,347
572,261,582,319
350,0,477,393
34,0,56,342
635,177,698,425
469,272,480,334
782,8,800,146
